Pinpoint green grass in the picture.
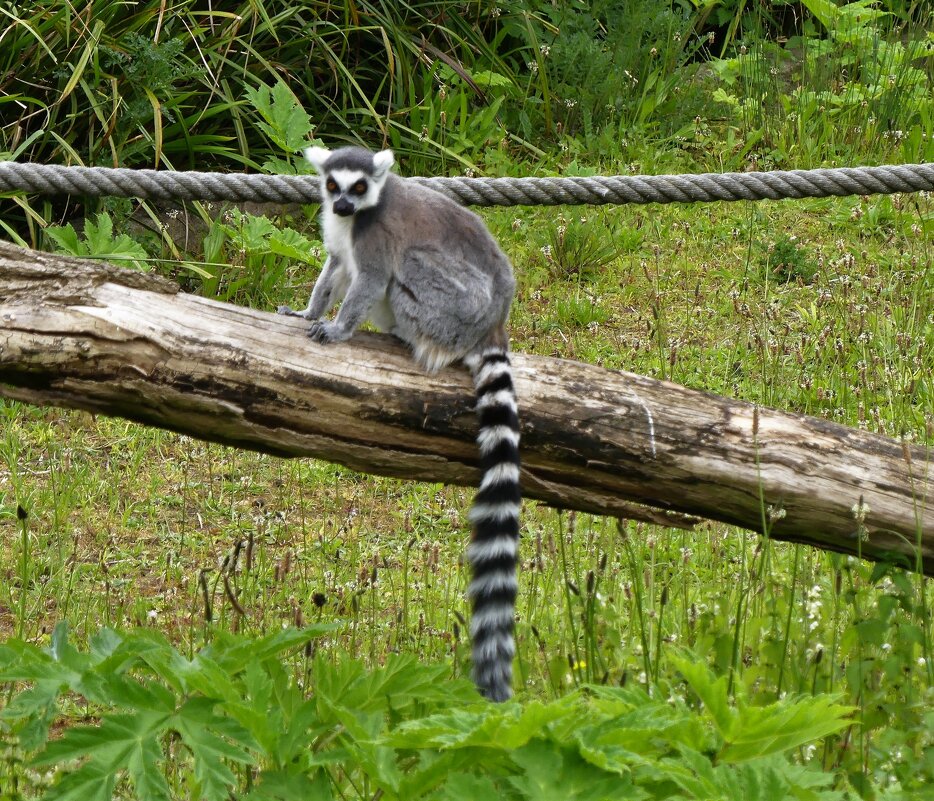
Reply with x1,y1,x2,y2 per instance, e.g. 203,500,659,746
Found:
2,190,933,797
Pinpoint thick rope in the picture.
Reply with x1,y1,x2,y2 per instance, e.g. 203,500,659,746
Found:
1,161,932,207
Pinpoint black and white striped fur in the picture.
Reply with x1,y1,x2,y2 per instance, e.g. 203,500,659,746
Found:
279,145,521,701
465,347,521,701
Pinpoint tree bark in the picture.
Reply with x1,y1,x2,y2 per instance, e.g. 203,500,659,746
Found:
1,241,931,574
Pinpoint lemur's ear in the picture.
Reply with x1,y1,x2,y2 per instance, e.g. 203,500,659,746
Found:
372,149,395,178
303,146,330,174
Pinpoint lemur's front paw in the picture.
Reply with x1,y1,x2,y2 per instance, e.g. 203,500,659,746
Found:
306,320,338,344
277,305,307,318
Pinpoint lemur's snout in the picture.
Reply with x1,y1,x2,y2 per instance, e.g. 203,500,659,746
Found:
333,197,355,217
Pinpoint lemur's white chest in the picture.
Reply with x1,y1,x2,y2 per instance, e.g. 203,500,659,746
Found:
320,207,396,332
321,209,358,293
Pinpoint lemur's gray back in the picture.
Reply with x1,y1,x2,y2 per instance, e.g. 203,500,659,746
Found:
354,173,514,366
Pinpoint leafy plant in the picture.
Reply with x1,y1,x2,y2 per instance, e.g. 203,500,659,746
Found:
523,0,702,142
0,625,856,800
44,212,149,270
542,215,636,282
759,235,817,283
0,623,335,799
553,295,611,329
245,80,317,174
672,654,853,762
97,32,196,155
203,210,323,304
708,0,934,165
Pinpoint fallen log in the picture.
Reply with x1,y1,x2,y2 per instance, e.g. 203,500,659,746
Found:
0,241,931,573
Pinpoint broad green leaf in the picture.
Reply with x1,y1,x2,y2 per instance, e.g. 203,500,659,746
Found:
78,671,176,713
672,655,736,737
87,628,125,662
772,759,844,795
579,684,656,713
306,747,353,768
481,699,581,749
169,651,241,702
658,747,721,799
43,759,116,801
268,227,320,263
356,742,403,795
1,678,62,721
396,749,494,799
470,70,513,89
36,712,169,801
83,210,114,251
431,772,503,801
749,762,793,801
720,695,853,763
35,710,169,768
662,750,844,801
388,708,497,749
43,221,82,254
82,213,148,266
508,740,641,801
574,702,711,775
126,733,172,801
206,625,335,674
243,768,333,801
174,697,256,801
222,212,278,251
259,155,303,174
390,697,575,751
44,212,148,268
797,0,840,29
246,80,314,152
176,697,257,759
221,704,278,760
321,700,384,741
2,680,60,750
276,699,324,764
219,659,279,755
318,693,401,791
48,621,90,672
335,654,469,713
313,655,367,709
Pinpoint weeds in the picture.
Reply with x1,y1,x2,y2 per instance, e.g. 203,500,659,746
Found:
708,0,934,166
759,234,817,284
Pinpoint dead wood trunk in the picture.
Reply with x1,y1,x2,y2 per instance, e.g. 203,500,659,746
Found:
1,241,931,574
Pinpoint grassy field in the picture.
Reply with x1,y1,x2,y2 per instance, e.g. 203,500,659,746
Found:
2,189,932,798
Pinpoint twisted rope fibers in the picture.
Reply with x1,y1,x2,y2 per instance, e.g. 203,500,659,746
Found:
1,160,932,207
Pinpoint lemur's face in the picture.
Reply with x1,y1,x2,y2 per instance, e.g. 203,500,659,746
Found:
304,147,394,218
323,170,381,217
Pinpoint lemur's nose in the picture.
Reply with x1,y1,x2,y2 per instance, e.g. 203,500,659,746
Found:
333,197,354,217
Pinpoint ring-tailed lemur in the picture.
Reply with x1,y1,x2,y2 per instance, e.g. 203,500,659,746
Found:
278,145,520,701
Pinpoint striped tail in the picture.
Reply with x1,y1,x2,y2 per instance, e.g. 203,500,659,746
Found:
465,347,521,702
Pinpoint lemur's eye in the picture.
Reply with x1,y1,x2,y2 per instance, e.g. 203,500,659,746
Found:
351,180,367,195
325,178,338,193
